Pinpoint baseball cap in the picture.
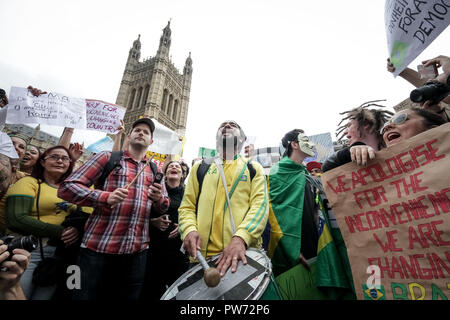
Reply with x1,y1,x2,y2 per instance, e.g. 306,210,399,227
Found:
132,117,155,133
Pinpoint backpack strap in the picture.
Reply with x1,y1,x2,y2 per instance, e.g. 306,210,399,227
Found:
195,160,211,214
149,160,158,177
194,158,257,214
96,151,123,190
247,161,256,181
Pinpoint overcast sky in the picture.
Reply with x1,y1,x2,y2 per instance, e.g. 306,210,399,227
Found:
1,0,449,165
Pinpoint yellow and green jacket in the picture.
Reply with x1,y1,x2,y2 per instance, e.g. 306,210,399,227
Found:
179,155,268,259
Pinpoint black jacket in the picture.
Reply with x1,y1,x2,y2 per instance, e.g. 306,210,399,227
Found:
322,142,365,173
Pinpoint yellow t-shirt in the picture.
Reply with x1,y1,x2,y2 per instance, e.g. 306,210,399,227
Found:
6,176,70,228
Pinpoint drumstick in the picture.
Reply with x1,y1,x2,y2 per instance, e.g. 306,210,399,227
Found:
196,250,221,288
111,156,153,208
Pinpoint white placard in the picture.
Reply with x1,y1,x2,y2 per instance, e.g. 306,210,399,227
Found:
5,87,87,129
385,0,450,76
85,99,126,134
148,118,182,155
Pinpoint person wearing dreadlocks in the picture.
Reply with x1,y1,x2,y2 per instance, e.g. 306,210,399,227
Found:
322,100,393,172
267,129,355,299
179,120,268,277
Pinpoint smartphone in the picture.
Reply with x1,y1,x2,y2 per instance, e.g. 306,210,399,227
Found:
153,172,163,185
417,64,438,80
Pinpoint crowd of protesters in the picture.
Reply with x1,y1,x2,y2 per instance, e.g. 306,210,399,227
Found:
0,54,449,300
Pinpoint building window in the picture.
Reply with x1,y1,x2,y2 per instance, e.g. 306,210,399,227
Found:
173,100,178,121
167,94,173,117
129,89,136,109
135,87,143,109
161,89,168,112
142,85,150,107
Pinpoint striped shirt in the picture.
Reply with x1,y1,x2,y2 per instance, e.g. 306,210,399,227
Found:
58,150,169,254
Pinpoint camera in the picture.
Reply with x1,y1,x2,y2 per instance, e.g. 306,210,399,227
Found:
153,172,163,185
0,235,38,261
410,74,450,103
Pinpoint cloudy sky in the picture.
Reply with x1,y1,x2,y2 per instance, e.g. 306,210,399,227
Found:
1,0,449,164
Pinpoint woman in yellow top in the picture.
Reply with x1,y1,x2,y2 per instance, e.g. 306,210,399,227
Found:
5,145,79,300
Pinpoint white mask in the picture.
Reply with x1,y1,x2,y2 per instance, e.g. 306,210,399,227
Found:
297,133,315,157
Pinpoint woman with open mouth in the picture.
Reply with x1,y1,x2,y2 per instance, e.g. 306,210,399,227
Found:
349,107,446,165
20,145,41,175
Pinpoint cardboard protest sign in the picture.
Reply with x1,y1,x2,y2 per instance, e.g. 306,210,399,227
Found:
384,0,450,76
85,99,125,134
6,87,87,129
322,123,450,300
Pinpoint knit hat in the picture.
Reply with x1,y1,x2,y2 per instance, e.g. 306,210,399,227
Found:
306,161,322,173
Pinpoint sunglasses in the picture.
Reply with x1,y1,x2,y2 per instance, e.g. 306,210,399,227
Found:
380,113,408,135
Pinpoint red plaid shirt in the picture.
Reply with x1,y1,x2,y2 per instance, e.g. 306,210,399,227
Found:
58,150,169,254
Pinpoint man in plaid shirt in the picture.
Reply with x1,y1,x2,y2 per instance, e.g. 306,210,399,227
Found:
58,117,169,300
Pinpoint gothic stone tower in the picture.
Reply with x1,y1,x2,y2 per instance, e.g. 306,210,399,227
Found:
116,21,193,136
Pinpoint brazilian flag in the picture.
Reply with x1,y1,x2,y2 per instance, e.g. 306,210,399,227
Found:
267,157,308,277
315,195,356,299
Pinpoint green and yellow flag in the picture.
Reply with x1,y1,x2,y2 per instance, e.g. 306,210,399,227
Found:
267,157,307,277
315,195,356,299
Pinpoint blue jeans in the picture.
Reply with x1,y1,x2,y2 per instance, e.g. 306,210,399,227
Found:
72,247,147,300
20,245,57,300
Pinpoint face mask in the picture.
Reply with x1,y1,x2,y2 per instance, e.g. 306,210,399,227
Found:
297,133,315,157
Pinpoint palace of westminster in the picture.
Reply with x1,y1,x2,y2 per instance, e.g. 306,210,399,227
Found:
5,21,193,164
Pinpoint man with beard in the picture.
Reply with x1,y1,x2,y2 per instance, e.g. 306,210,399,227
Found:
58,117,169,300
179,120,268,277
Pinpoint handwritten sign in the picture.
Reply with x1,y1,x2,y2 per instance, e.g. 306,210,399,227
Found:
384,0,450,76
85,99,125,134
322,123,450,300
5,87,86,129
146,151,167,170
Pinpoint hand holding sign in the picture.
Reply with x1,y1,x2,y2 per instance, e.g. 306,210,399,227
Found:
422,55,450,84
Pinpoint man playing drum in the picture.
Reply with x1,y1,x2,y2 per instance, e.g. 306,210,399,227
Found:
179,120,268,277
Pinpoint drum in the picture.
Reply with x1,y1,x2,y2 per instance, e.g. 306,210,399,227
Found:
161,248,272,300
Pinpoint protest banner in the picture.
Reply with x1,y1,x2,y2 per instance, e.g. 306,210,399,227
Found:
87,136,114,153
304,132,334,164
385,0,450,76
85,99,125,134
146,151,167,170
322,123,450,300
5,87,87,129
146,117,182,155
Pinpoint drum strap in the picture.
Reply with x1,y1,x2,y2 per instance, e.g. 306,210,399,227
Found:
214,158,237,234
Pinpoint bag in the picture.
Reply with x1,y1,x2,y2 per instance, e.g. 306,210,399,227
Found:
32,255,64,287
